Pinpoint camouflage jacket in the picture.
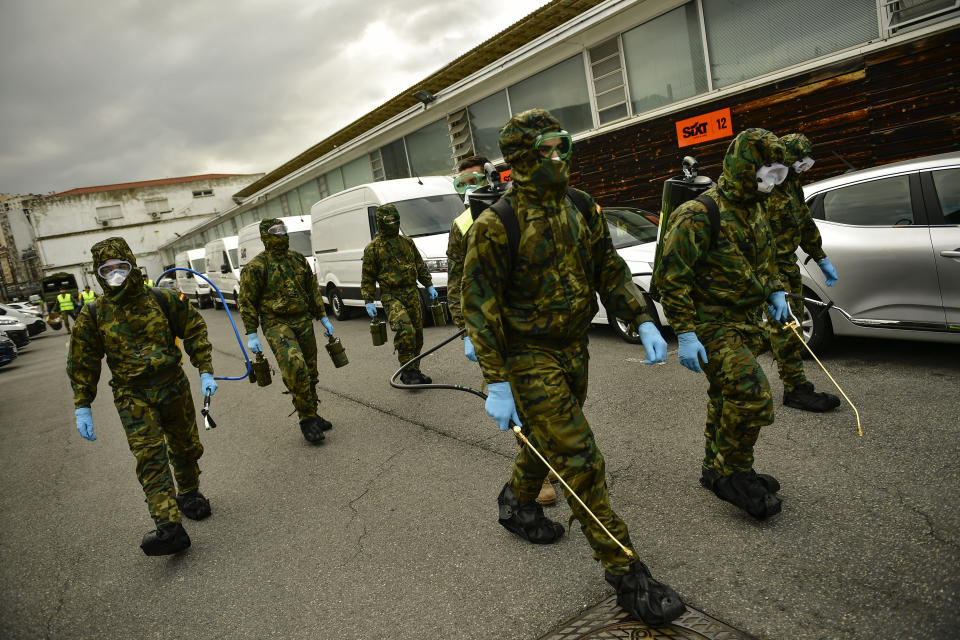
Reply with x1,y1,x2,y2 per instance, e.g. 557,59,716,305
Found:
446,208,472,329
653,185,782,334
67,287,213,408
239,249,326,333
360,235,432,302
462,190,651,383
763,173,826,272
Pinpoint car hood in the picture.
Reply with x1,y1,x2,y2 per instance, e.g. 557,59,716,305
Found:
409,232,449,261
616,242,656,274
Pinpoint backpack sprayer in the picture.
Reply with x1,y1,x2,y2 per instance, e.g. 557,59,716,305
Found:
158,267,254,429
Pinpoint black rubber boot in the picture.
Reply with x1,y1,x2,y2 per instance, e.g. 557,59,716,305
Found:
712,470,782,520
140,522,191,556
399,369,420,385
299,417,325,443
701,466,779,493
605,561,686,627
783,382,841,412
414,370,432,384
497,482,564,544
317,416,333,431
175,489,211,520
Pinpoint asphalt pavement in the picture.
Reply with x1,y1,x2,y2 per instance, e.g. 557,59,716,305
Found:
1,311,958,640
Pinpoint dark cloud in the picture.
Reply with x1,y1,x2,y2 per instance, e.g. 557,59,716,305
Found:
0,0,548,194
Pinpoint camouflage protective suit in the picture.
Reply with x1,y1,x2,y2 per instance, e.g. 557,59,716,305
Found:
446,208,472,330
763,133,826,390
462,109,654,575
239,218,328,421
361,205,433,369
653,129,785,477
67,237,214,526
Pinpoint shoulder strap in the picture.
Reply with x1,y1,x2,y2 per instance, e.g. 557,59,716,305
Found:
490,197,520,271
566,187,592,220
694,194,721,250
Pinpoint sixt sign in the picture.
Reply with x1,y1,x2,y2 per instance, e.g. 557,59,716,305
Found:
675,107,733,148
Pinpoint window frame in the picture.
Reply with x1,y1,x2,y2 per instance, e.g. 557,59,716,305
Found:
816,172,928,227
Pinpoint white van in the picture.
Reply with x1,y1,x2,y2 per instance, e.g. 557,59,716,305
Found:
310,177,462,320
237,216,315,272
174,248,212,308
203,236,240,308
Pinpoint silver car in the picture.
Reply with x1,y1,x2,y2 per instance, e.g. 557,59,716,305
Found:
797,151,960,349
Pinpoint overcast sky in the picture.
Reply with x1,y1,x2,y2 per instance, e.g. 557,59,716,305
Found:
0,0,551,195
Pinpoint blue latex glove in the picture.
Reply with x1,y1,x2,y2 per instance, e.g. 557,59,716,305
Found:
320,317,334,336
427,285,438,300
485,381,521,432
677,331,708,374
75,407,96,441
365,302,377,318
200,372,217,397
637,321,667,364
463,335,478,362
818,257,838,287
246,332,262,353
767,290,789,324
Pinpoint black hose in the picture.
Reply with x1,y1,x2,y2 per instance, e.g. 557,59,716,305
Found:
389,328,488,400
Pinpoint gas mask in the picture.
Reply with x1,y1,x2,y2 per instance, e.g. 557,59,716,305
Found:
98,259,132,287
792,156,815,173
756,163,789,194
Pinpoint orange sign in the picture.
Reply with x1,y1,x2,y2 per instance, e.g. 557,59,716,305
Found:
675,107,733,148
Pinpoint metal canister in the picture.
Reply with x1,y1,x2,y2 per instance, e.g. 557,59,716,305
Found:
429,300,448,327
370,318,387,346
326,334,349,368
253,352,272,387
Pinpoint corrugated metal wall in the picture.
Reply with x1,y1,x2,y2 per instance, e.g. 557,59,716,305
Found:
571,27,960,212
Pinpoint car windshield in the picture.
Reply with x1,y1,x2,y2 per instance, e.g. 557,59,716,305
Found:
604,208,659,249
289,230,312,257
394,194,465,237
228,249,238,268
190,258,205,272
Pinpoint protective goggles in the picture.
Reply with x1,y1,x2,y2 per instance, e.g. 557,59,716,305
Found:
381,214,399,225
266,223,288,235
97,259,132,278
534,130,573,160
792,156,815,173
453,171,487,195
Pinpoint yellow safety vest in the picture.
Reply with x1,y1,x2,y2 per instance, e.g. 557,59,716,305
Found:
145,279,154,288
57,293,75,311
79,290,96,304
453,208,474,236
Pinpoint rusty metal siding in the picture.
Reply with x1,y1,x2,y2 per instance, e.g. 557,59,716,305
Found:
571,27,960,212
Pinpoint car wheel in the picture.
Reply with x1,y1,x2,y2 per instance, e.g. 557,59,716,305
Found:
800,289,832,355
327,285,351,321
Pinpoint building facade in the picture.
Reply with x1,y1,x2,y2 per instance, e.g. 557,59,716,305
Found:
29,173,263,291
0,194,42,300
161,0,960,261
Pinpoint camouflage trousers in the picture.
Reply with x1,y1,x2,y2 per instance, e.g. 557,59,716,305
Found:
700,323,774,476
262,315,319,421
112,369,203,525
381,288,423,369
508,341,637,575
766,266,807,391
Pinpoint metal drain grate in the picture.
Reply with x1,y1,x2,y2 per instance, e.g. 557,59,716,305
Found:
540,595,755,640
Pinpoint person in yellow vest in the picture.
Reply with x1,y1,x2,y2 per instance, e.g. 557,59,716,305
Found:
57,288,76,332
446,155,559,506
78,285,96,306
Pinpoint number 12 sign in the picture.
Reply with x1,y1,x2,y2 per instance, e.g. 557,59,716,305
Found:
675,107,733,148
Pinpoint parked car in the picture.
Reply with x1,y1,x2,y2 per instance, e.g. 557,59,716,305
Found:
590,206,669,343
0,318,30,349
0,304,46,336
0,333,17,367
204,236,240,309
4,301,41,316
174,248,213,308
797,150,960,350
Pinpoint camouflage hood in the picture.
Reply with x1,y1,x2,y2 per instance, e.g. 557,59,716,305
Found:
780,133,813,185
260,217,289,253
375,204,401,238
717,128,786,204
91,236,144,300
498,108,569,207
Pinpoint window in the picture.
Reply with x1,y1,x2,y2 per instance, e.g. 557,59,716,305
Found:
468,91,511,161
932,168,960,224
95,205,122,222
380,139,410,180
821,176,914,226
588,38,629,125
604,208,659,248
392,194,466,237
266,197,283,219
228,249,239,268
190,258,205,272
145,198,170,215
288,230,312,258
342,156,374,189
299,179,321,213
884,0,960,34
192,189,213,198
325,167,345,194
508,55,593,134
285,190,303,217
701,0,878,88
622,4,708,114
405,119,452,177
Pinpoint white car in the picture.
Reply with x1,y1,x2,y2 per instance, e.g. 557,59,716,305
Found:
0,304,46,336
591,207,669,343
0,317,30,349
4,302,41,316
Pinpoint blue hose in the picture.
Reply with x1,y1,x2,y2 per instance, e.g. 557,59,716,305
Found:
158,267,251,381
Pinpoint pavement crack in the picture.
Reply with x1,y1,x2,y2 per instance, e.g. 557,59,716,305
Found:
344,447,407,566
895,487,960,552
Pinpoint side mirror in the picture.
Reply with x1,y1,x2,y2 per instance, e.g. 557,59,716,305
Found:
220,263,230,274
